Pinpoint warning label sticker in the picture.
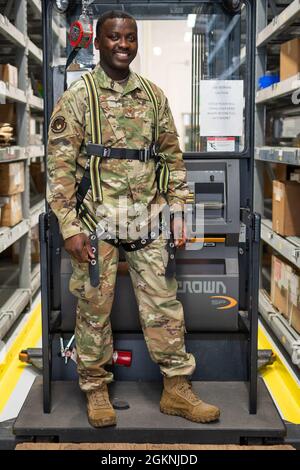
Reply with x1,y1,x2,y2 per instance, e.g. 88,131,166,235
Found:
207,137,235,152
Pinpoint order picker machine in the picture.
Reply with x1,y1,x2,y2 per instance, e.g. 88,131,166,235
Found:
14,0,286,445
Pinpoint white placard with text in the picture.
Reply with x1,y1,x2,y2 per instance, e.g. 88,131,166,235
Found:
200,80,244,137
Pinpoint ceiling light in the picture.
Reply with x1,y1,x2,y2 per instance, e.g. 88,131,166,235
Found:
153,47,162,56
187,14,196,28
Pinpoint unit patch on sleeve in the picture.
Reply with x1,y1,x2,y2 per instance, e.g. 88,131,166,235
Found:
51,116,67,134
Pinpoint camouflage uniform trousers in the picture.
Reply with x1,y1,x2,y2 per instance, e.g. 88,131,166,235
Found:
70,234,196,392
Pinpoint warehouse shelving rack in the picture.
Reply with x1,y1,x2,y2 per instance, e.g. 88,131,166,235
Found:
0,0,46,340
254,0,300,368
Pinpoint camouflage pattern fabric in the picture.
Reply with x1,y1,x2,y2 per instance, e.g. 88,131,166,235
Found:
72,235,195,391
47,63,195,390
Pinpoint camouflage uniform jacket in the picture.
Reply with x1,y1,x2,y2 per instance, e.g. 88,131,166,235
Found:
47,63,189,240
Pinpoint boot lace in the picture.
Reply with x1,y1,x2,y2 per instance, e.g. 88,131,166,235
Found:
176,379,200,404
89,385,111,408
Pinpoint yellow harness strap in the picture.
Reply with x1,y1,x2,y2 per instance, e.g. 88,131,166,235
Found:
82,72,103,203
137,75,170,194
77,73,104,231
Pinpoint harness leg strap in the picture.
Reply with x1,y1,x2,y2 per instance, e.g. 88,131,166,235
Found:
165,231,176,278
89,232,100,287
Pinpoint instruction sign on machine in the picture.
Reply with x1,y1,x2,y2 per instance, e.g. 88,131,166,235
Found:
200,80,244,146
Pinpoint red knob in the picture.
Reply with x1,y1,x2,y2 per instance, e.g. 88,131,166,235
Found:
112,350,132,367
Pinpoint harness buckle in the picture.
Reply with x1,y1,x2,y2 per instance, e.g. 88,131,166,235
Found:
139,147,150,162
102,147,111,158
96,224,106,239
151,142,158,157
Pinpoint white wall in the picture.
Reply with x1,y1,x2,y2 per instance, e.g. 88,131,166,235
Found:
131,20,192,149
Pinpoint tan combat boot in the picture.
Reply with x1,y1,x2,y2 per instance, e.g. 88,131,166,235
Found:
86,383,117,428
160,376,220,423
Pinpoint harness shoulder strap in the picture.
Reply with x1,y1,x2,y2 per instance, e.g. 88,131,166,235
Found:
82,72,102,145
77,72,103,207
137,75,169,194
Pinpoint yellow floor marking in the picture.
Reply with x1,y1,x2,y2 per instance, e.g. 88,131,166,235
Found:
0,303,42,413
258,324,300,424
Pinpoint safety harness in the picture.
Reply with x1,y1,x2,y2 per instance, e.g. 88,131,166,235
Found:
76,72,175,286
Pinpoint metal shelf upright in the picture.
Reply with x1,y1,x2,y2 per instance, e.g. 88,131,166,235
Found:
0,0,45,341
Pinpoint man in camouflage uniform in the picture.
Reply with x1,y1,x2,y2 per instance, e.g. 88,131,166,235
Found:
47,10,220,427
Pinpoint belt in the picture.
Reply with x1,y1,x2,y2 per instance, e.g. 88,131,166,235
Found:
95,217,165,251
86,143,157,163
88,216,176,287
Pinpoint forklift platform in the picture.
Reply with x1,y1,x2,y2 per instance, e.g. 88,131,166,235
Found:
14,377,285,444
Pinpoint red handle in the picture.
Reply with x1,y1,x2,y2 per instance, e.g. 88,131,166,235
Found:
112,350,132,367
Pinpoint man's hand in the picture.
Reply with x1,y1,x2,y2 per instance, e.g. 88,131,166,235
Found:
64,233,95,263
171,214,187,248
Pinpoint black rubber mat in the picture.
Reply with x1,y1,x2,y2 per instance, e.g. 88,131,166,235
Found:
14,378,285,444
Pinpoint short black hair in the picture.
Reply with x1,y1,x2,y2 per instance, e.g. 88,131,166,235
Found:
96,10,137,38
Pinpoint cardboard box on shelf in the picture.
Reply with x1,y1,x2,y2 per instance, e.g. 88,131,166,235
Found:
291,307,300,334
31,239,40,263
271,255,290,319
0,103,16,126
271,254,300,334
0,193,22,227
30,161,45,193
0,64,18,88
280,38,300,81
0,161,24,195
289,272,300,334
31,224,40,263
264,164,287,198
12,225,40,263
272,180,300,237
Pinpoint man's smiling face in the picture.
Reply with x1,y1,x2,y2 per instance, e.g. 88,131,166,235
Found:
95,17,138,73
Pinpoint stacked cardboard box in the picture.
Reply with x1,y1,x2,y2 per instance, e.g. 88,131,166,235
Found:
0,64,18,88
30,161,45,194
0,194,22,227
0,161,25,195
264,164,287,198
0,161,24,227
271,255,300,334
280,38,300,81
12,225,40,263
0,104,15,124
272,180,300,237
